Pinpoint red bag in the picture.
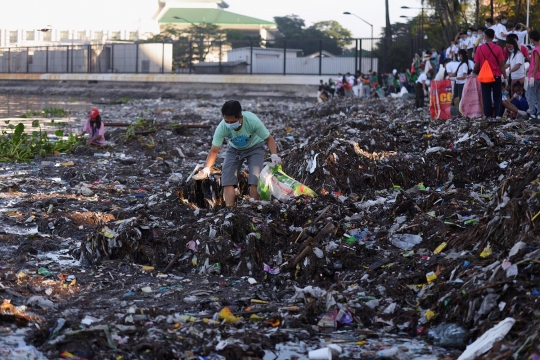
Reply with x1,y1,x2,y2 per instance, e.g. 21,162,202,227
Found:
429,79,453,120
459,76,483,118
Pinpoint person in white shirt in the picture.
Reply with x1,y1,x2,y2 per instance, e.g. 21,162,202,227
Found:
415,68,428,108
494,15,508,47
445,59,461,100
451,49,475,102
466,28,475,59
505,38,526,95
513,23,530,46
486,18,497,43
435,59,448,80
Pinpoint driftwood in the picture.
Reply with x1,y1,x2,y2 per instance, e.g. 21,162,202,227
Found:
104,122,211,129
289,222,335,268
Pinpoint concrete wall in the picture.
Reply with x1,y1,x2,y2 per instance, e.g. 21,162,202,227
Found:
0,44,173,74
0,73,323,99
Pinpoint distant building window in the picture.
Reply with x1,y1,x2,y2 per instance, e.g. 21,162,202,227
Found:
110,31,121,40
43,31,52,41
26,31,35,41
9,31,18,43
77,31,86,40
93,31,103,41
129,32,138,41
60,31,69,40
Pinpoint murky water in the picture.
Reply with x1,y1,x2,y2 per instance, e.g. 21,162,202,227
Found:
0,94,92,119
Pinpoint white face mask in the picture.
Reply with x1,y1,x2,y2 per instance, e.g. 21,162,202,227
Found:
225,121,241,130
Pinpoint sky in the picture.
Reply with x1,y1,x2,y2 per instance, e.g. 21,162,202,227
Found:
225,0,424,38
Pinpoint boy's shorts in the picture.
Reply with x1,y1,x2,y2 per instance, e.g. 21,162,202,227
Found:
221,142,265,186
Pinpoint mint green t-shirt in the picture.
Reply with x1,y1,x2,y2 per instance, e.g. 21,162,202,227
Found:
212,111,270,149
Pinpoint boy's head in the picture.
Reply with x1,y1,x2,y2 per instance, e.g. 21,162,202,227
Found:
486,18,494,27
530,30,540,42
221,100,242,119
513,82,523,96
484,29,495,40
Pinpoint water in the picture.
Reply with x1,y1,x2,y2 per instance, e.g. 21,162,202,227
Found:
0,94,92,119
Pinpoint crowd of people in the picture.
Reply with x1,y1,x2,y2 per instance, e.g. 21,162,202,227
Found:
318,15,540,121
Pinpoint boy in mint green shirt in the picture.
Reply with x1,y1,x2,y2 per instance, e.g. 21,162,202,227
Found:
195,100,280,207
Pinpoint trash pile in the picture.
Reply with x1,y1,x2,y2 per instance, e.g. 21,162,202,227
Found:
1,96,540,359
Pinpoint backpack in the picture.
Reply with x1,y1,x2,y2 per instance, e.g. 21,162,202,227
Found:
478,44,497,83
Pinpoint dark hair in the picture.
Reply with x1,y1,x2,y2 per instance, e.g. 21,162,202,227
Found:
91,115,102,134
515,24,522,31
530,30,540,42
512,81,523,89
507,38,520,57
444,58,451,64
458,49,468,63
468,27,475,31
221,100,242,118
506,33,518,41
486,18,494,25
484,29,495,39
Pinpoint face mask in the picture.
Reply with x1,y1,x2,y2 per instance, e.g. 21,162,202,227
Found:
485,23,489,28
503,90,509,96
509,49,515,53
225,121,241,130
502,20,507,25
467,31,472,36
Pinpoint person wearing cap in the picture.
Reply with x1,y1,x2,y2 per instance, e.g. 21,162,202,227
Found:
80,108,106,146
195,100,280,207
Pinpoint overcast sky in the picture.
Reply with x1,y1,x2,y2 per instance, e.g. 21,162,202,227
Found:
225,0,424,38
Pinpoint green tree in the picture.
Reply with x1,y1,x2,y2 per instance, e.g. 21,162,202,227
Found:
272,15,352,55
311,21,353,48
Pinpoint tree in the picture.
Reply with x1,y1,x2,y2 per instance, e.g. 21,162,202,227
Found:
311,21,353,48
272,15,353,55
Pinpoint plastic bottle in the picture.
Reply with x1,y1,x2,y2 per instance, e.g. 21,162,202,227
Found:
427,323,467,348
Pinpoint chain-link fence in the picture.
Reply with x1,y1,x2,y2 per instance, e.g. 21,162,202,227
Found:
0,37,421,76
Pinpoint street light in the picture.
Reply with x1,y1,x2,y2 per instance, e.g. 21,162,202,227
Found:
343,12,374,71
172,15,205,63
401,6,429,53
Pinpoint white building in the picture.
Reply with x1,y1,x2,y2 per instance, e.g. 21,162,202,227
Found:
0,0,277,47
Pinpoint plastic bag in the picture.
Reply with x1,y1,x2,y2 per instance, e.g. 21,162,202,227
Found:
459,76,483,118
429,79,453,120
258,164,317,201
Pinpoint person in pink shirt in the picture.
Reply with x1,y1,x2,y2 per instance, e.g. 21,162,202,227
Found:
473,28,507,119
80,108,106,146
526,30,540,119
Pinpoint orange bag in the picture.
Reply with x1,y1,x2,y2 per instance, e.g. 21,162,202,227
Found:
478,61,495,83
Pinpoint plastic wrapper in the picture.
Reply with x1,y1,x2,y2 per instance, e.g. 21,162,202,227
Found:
258,164,317,201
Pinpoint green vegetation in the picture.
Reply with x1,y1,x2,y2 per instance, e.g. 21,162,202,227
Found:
20,107,70,118
0,120,83,162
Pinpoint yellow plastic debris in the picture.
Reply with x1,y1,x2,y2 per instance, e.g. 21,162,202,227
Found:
426,271,437,283
425,310,435,321
218,307,241,323
142,266,154,272
61,161,75,166
433,242,447,255
480,244,492,258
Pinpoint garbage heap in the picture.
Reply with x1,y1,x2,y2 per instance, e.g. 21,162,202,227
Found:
2,97,540,359
75,98,540,358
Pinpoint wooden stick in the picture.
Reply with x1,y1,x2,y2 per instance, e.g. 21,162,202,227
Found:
104,122,211,129
163,250,186,273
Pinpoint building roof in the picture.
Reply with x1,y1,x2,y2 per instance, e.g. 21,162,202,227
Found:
160,8,276,26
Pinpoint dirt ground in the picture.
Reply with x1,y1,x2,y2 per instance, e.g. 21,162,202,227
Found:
1,96,540,360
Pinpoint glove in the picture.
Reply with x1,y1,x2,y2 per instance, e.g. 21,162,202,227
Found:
193,166,210,180
514,93,521,100
530,77,535,88
271,154,282,165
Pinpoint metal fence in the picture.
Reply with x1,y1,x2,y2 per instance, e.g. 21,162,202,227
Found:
0,37,420,76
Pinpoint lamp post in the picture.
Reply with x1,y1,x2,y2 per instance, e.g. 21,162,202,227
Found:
173,16,205,62
401,6,429,53
343,12,374,71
